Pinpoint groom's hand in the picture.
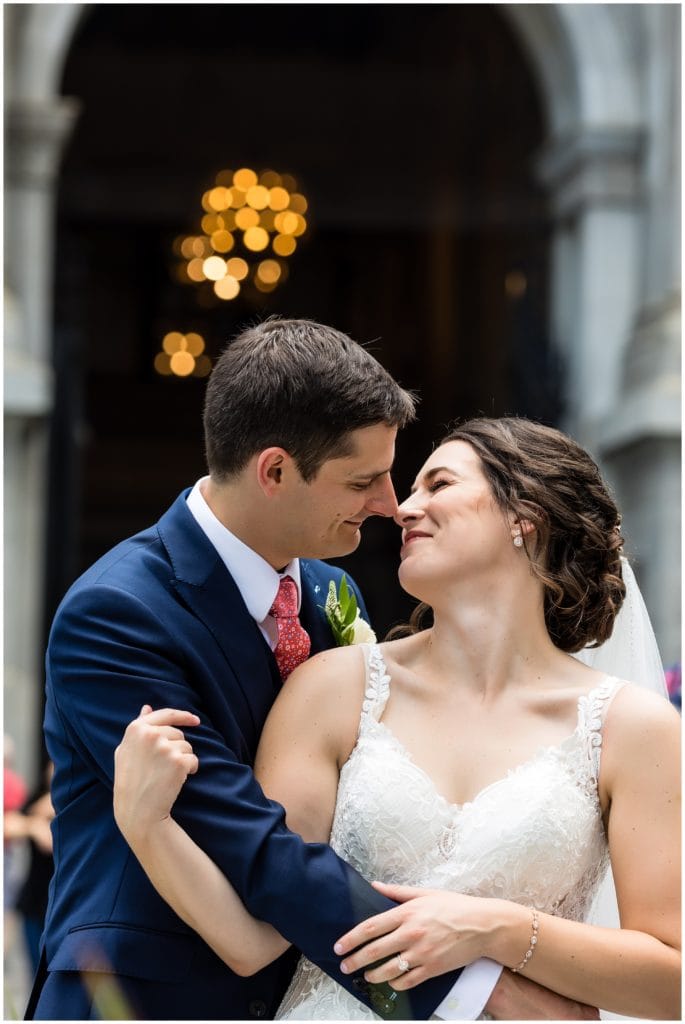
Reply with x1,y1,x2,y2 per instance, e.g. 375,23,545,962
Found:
484,968,600,1020
113,706,200,843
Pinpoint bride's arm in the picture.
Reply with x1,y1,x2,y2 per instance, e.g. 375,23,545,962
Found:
113,649,364,976
334,686,681,1020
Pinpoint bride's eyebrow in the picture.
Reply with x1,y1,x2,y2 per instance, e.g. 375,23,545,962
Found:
409,466,457,494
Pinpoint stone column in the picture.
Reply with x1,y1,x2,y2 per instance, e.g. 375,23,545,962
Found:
536,127,644,442
597,5,681,665
4,97,78,784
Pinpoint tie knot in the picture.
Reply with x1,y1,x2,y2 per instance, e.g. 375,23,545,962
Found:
270,575,299,619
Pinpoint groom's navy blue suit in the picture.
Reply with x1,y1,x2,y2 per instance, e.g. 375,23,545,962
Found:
29,491,459,1020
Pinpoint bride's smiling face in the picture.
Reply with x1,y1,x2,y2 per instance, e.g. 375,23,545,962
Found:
395,440,514,598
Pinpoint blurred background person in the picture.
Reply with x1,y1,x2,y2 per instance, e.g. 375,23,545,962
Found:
15,764,55,976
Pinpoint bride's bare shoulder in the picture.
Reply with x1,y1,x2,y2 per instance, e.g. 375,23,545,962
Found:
602,682,680,782
277,644,368,714
273,645,371,760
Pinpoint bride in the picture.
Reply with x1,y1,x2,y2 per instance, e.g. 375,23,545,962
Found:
113,417,680,1020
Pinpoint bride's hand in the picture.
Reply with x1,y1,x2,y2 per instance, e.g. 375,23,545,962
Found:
113,706,200,843
334,880,513,989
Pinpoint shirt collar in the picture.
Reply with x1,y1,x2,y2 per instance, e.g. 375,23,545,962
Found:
186,477,301,622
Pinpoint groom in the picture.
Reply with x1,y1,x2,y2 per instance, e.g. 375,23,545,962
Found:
29,318,596,1021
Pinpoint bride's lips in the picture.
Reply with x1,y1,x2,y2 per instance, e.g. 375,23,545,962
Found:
400,530,432,555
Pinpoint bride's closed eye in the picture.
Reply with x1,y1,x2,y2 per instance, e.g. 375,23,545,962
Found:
428,478,451,493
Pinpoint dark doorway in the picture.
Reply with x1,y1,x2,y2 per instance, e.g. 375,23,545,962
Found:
49,4,555,636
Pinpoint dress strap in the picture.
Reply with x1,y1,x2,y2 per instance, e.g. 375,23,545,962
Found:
359,644,391,723
577,677,625,783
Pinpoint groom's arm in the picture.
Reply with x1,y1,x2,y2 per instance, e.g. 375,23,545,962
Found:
49,583,458,1019
484,969,600,1019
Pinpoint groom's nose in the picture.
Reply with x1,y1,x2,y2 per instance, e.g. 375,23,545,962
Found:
364,474,398,518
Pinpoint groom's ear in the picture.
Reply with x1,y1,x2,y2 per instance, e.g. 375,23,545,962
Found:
256,448,292,496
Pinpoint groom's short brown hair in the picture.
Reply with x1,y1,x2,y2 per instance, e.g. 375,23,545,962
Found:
203,318,417,481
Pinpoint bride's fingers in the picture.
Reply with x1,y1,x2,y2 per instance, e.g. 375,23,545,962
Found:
371,881,426,903
362,955,424,988
339,929,408,975
177,752,199,776
147,725,193,743
137,708,200,728
334,907,403,958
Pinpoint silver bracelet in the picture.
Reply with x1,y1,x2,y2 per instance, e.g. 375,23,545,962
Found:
511,907,539,973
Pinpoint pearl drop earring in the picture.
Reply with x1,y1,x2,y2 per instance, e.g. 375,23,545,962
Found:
513,532,523,548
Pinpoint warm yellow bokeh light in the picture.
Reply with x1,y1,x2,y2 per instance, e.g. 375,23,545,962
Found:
170,350,196,377
243,226,270,252
235,207,260,230
289,193,308,214
154,352,173,375
174,167,307,308
185,332,205,356
201,213,220,235
268,187,290,211
246,185,270,210
208,187,231,211
214,275,241,300
256,259,282,284
254,277,277,293
275,211,299,235
273,234,297,257
162,331,185,355
259,170,282,188
233,168,258,191
180,237,197,259
226,257,249,280
187,258,207,281
292,214,307,237
203,256,227,281
505,271,527,299
211,230,235,253
192,237,211,258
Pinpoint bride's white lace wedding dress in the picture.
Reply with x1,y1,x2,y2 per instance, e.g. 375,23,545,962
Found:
276,644,622,1020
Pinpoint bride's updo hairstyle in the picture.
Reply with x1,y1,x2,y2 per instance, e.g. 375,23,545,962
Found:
400,417,626,653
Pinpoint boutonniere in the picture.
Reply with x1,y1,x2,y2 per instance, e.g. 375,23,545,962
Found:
324,575,376,646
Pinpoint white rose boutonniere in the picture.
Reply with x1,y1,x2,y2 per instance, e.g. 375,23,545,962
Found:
324,575,377,646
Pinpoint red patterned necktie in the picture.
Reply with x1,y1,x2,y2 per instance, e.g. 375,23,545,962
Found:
270,575,311,681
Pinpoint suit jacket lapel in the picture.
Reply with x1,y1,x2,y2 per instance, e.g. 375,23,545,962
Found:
157,493,280,745
300,561,336,654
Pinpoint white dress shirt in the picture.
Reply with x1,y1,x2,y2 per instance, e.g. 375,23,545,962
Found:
186,478,501,1018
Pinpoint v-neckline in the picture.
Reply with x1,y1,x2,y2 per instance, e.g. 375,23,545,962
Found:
360,644,615,813
368,715,582,814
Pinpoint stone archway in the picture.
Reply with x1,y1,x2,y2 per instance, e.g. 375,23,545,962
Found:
4,4,679,784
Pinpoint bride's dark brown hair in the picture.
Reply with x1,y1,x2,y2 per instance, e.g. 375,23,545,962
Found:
393,417,625,653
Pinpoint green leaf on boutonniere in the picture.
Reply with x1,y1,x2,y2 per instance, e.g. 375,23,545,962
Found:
323,575,376,646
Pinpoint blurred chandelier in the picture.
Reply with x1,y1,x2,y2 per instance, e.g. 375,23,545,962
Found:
173,167,308,300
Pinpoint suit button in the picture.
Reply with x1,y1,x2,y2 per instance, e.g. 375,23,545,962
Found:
248,1000,267,1018
353,977,369,993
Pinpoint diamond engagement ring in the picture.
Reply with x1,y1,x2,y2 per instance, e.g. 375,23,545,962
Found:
396,954,411,974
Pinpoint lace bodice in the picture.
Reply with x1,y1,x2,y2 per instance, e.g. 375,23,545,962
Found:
277,645,621,1020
